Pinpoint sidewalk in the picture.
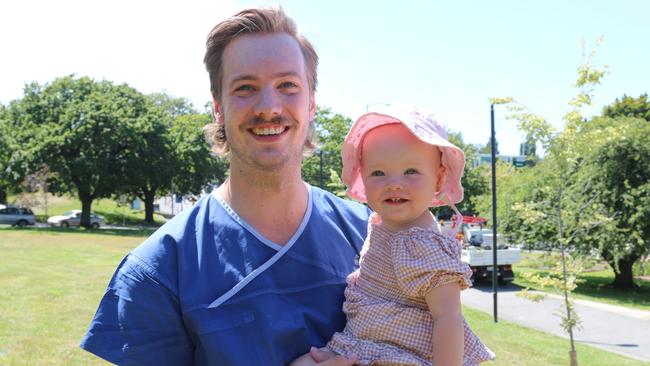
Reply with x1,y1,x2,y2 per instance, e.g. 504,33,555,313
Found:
461,283,650,363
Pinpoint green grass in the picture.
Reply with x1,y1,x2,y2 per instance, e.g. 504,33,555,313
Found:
1,229,648,365
465,306,650,365
513,252,650,311
0,228,145,365
8,192,167,226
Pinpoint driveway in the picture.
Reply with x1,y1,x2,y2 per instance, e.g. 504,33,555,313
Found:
462,282,650,362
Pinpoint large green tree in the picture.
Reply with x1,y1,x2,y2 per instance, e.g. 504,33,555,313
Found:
576,116,650,288
5,75,149,227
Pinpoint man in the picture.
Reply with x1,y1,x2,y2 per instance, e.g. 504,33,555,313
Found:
80,7,368,366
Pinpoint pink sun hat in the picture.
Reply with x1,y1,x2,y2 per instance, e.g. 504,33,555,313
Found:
341,105,466,207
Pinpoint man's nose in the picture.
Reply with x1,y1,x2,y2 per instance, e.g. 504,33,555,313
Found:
254,86,281,119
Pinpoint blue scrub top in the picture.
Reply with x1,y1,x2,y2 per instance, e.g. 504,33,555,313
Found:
80,185,370,365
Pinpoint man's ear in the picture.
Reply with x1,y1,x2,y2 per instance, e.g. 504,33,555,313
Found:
309,93,316,121
213,97,224,124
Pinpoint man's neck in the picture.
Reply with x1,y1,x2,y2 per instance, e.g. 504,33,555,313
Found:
216,164,308,246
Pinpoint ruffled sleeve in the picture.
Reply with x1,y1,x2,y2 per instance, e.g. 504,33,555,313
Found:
390,229,472,299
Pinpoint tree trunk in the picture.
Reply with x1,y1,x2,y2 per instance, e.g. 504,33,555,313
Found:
612,256,639,289
143,188,156,225
79,193,94,228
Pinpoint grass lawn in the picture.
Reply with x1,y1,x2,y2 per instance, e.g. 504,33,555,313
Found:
513,251,650,311
1,229,648,365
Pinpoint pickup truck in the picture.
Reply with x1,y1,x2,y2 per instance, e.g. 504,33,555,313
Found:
460,227,521,283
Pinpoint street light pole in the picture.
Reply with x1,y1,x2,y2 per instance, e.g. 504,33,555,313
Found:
319,149,324,189
490,103,499,323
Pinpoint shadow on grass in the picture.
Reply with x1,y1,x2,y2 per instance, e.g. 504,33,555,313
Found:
573,273,650,309
513,268,650,310
93,209,166,227
0,226,156,237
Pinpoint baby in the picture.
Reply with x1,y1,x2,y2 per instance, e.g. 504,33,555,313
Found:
296,106,495,366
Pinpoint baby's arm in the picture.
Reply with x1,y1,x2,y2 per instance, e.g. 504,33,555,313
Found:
424,281,464,366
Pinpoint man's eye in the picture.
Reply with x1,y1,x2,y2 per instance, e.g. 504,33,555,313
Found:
279,81,298,89
370,170,385,177
404,168,419,175
235,85,255,92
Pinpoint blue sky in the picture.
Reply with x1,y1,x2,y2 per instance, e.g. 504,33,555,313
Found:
2,0,649,155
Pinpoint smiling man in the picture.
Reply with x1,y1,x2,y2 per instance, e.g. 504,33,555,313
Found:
80,8,369,366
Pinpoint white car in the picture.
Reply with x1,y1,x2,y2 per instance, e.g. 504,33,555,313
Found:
47,210,104,228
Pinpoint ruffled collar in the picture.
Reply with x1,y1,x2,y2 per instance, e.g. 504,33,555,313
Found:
368,212,445,239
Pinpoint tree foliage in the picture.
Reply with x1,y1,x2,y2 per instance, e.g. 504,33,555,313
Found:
447,132,489,216
117,93,226,223
602,93,650,121
5,76,150,226
577,116,650,288
4,77,227,226
301,106,352,191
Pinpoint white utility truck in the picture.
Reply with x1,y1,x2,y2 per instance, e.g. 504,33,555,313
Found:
460,227,521,283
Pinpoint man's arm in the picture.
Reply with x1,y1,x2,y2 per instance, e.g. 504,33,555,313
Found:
80,255,193,365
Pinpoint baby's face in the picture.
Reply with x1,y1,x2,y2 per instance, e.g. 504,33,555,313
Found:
361,124,444,231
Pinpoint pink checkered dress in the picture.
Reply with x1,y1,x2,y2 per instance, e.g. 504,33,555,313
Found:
327,213,495,365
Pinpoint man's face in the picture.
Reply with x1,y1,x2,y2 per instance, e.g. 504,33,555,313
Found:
215,32,315,172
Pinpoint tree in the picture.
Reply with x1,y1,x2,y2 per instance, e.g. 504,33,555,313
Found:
118,94,228,224
476,38,609,366
5,75,149,227
169,113,229,201
577,116,650,288
602,93,650,121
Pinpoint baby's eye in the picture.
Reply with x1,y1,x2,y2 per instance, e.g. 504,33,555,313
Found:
370,170,385,177
404,168,419,175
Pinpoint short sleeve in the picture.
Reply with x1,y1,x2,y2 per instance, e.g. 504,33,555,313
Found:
390,230,472,299
80,254,193,366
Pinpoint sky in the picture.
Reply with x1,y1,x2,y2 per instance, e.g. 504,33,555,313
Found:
2,0,649,155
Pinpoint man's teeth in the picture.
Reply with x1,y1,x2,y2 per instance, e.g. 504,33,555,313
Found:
253,126,284,136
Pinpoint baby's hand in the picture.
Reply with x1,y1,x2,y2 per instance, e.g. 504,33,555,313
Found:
310,347,358,365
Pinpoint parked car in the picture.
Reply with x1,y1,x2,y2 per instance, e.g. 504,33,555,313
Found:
47,210,104,228
0,205,37,227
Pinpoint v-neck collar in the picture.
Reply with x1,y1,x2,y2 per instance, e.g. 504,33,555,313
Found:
212,184,313,251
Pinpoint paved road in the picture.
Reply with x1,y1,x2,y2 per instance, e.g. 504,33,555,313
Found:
462,283,650,363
